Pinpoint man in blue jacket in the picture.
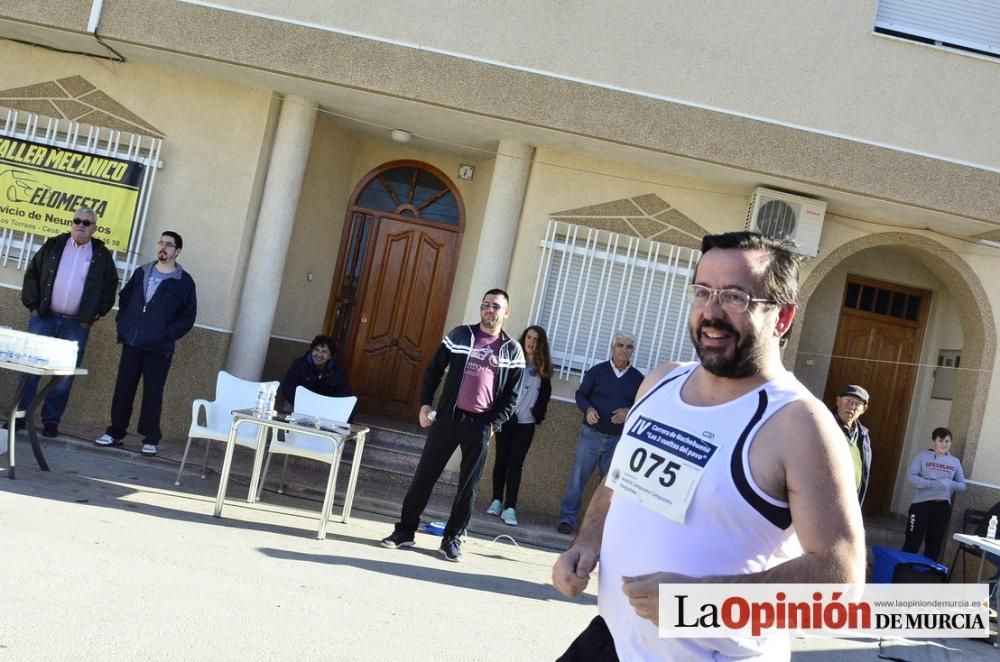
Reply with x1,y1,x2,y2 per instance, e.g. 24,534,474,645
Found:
94,231,197,456
557,331,643,534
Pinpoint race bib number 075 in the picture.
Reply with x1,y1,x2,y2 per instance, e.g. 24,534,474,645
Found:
606,416,718,524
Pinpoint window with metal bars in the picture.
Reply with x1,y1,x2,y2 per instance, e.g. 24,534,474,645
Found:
527,220,700,383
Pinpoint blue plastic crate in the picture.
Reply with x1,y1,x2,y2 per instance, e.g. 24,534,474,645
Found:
871,546,948,583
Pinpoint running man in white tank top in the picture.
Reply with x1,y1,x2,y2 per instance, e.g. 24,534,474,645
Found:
552,232,865,661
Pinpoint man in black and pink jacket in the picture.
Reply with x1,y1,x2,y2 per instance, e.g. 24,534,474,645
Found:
381,288,525,562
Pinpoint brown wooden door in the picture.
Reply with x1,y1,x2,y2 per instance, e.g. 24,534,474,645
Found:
823,277,930,514
347,216,458,418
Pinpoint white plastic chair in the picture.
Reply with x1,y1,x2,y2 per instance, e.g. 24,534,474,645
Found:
174,371,280,486
257,388,357,535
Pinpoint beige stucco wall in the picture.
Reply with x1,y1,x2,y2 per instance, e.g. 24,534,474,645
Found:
215,0,1000,169
270,113,492,342
957,247,1000,482
0,40,275,330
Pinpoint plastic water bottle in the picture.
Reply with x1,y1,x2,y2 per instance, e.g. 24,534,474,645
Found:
266,384,277,416
988,515,998,540
254,384,268,417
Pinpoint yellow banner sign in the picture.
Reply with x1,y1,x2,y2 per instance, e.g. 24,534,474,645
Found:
0,135,145,252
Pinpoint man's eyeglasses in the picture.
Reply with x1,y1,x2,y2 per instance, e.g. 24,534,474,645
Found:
480,303,504,312
72,218,95,227
157,240,176,248
687,283,774,314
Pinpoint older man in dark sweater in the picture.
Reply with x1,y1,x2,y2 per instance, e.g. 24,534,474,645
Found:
557,331,643,534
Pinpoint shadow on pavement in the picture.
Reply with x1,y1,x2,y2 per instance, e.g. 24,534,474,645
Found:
258,546,598,606
0,441,392,544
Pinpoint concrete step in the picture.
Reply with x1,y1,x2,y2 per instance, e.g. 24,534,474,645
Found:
259,418,459,500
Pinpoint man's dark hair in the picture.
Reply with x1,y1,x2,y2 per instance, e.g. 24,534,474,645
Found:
483,288,510,304
700,231,802,305
931,426,952,441
311,334,336,352
162,230,183,250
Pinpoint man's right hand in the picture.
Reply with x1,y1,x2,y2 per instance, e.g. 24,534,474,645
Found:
552,545,598,597
585,407,600,426
418,405,435,428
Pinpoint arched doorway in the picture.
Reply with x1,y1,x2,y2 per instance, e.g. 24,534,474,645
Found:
786,233,995,514
325,161,465,418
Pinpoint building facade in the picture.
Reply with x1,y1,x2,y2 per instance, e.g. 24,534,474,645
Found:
1,1,997,520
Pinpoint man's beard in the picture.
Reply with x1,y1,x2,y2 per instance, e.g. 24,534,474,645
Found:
689,319,766,379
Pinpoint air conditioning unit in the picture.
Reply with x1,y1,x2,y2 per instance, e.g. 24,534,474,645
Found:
744,187,827,257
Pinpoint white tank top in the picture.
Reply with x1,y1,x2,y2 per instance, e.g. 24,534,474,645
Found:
598,363,815,661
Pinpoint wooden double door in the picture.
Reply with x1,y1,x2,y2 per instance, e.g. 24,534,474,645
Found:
326,162,464,419
822,276,931,514
346,216,458,417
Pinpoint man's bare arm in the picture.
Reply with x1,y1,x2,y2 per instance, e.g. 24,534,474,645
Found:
747,398,866,584
552,483,612,597
553,362,680,598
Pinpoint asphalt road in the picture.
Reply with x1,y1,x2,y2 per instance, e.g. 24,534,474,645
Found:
0,442,594,661
2,440,996,661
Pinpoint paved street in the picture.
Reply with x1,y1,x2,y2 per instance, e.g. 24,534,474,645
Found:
1,440,594,661
2,438,997,661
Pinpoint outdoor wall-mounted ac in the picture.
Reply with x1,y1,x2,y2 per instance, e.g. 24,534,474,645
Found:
744,187,827,257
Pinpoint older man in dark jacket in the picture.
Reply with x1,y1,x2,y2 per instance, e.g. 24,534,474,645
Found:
19,206,119,437
94,231,196,456
833,384,872,505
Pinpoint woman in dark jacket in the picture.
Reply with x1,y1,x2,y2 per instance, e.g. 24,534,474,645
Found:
277,335,352,411
486,325,553,527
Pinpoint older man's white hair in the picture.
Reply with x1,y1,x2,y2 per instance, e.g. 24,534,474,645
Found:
610,330,636,347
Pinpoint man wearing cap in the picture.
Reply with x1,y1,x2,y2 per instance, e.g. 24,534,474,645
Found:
833,385,872,505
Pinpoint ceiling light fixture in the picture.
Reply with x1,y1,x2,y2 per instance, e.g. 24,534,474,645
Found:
390,129,412,143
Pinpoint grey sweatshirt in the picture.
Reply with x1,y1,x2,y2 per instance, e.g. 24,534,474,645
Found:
906,449,966,504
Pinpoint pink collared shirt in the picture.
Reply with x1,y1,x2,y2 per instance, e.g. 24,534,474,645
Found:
50,238,94,316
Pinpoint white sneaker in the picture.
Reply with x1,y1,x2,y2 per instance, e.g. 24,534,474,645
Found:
500,507,518,526
94,434,123,447
486,499,502,516
141,444,157,457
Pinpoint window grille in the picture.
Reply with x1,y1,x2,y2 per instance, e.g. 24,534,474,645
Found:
527,219,700,383
0,108,163,281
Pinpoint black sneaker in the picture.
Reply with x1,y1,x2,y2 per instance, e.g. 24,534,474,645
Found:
440,536,463,562
557,522,573,535
380,531,415,549
42,423,59,438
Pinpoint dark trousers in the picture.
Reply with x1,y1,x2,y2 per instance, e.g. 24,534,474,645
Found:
396,416,491,540
902,499,952,562
106,345,173,446
492,421,536,509
558,616,619,662
18,313,91,425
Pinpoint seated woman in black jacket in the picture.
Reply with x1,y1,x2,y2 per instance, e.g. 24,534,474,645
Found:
277,335,352,411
